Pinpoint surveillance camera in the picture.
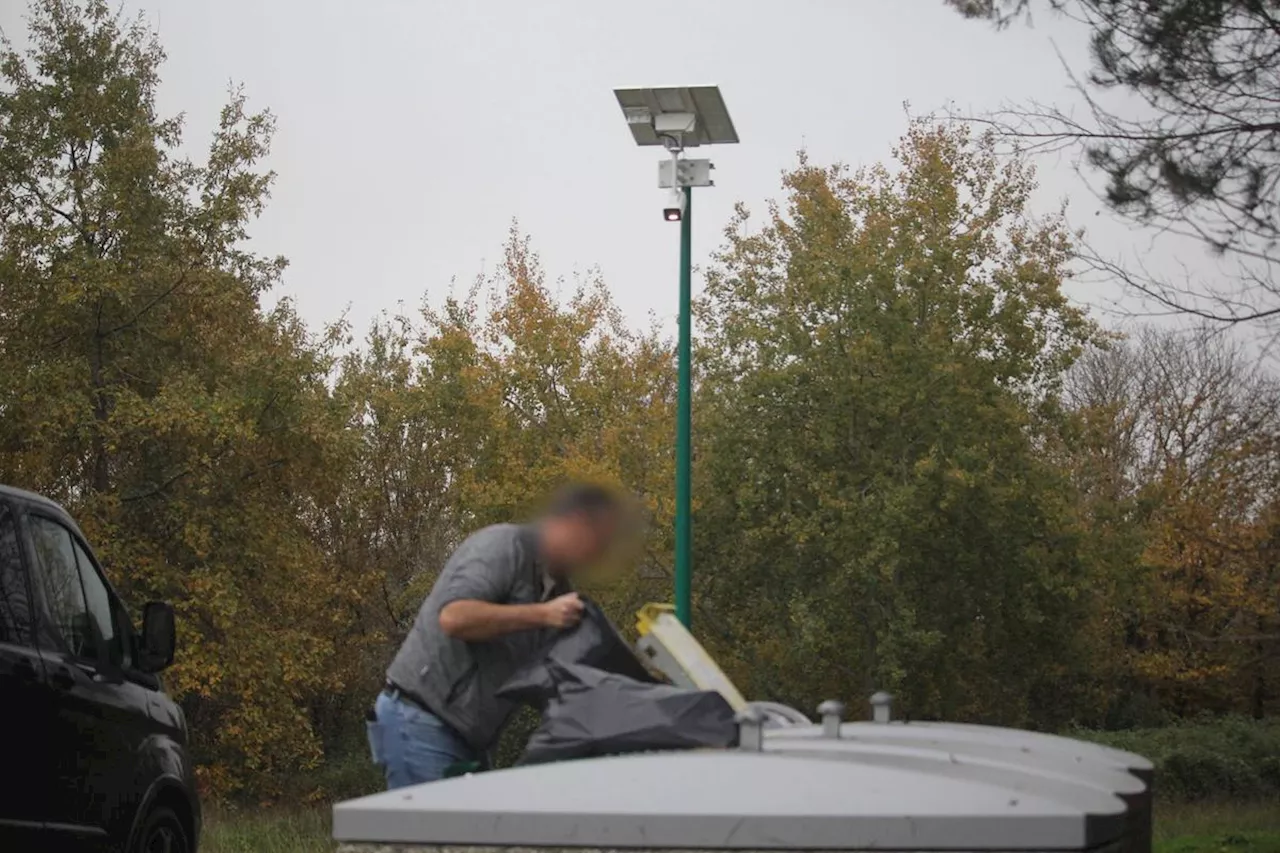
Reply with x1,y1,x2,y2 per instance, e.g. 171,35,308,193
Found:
664,188,685,222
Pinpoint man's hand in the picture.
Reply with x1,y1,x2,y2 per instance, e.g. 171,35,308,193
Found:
540,592,584,629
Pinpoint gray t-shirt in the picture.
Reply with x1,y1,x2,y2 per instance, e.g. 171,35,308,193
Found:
385,523,570,750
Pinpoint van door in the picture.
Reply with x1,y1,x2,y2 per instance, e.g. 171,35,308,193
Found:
0,501,55,847
25,511,149,845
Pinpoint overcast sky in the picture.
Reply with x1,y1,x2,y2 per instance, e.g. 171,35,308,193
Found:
2,0,1208,340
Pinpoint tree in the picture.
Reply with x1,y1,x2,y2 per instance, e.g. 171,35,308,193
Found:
322,227,678,767
415,227,678,627
1064,329,1280,718
693,122,1108,726
0,0,357,796
950,0,1280,331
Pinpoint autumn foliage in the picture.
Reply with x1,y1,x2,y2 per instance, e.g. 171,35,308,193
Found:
0,1,1276,798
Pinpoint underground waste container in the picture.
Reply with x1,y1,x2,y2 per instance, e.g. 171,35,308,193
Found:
333,696,1153,853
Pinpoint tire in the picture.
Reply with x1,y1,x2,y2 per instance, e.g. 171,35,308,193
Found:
131,806,189,853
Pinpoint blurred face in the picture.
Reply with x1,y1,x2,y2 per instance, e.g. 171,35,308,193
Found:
542,511,618,574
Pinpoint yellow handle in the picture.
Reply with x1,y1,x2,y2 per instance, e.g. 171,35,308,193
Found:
635,602,675,636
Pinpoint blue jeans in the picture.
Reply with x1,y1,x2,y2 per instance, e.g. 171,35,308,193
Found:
372,691,479,789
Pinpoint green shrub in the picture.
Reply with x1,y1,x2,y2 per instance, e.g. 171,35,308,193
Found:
303,746,384,802
493,705,541,769
1075,717,1280,802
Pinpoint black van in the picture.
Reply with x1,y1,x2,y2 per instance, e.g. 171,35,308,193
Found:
0,484,200,852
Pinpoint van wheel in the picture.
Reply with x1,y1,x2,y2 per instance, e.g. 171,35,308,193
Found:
133,806,189,853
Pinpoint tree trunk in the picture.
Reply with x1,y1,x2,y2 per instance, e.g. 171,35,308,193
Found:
89,326,110,494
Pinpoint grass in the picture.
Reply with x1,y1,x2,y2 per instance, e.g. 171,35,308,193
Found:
1154,801,1280,853
203,806,332,853
202,799,1280,853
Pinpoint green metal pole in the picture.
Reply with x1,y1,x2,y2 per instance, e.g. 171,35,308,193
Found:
675,186,693,628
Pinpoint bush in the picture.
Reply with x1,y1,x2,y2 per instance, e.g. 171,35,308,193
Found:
493,705,541,769
1075,717,1280,802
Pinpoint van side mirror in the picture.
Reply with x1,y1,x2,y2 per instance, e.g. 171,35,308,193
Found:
138,601,176,673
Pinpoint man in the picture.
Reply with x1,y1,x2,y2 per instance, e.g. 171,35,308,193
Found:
372,483,628,788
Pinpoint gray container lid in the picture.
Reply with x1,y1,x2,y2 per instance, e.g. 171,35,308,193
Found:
769,722,1153,783
763,737,1148,803
333,749,1128,850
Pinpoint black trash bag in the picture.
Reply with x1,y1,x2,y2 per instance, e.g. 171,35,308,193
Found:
498,596,659,706
514,660,738,766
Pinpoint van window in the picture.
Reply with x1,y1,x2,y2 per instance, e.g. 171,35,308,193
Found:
71,538,126,668
29,515,88,655
0,506,33,647
28,516,124,665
